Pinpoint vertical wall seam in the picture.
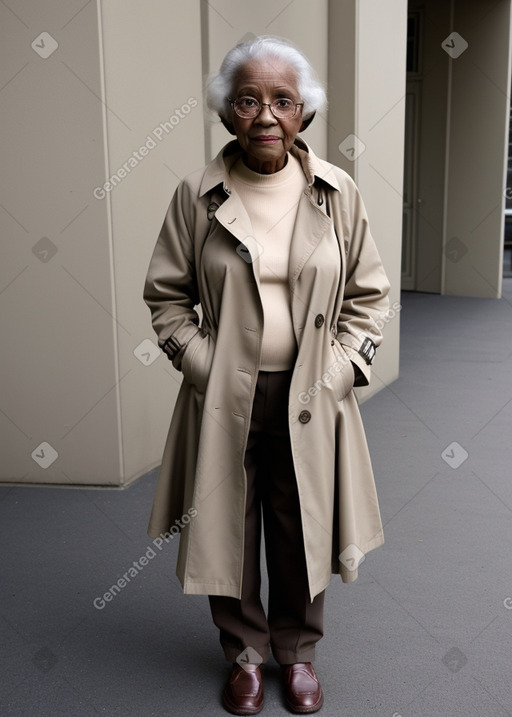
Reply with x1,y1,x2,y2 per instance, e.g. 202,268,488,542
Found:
200,0,211,165
354,0,360,186
441,0,455,295
497,0,512,297
95,0,125,483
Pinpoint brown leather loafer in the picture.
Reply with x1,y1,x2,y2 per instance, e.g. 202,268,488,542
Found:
222,663,264,715
282,662,324,714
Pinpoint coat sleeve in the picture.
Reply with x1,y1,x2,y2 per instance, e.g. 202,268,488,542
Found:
336,176,391,386
143,180,204,370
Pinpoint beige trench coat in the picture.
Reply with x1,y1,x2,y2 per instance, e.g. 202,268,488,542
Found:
144,138,390,601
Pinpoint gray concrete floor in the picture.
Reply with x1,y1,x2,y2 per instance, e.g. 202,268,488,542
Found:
1,282,512,717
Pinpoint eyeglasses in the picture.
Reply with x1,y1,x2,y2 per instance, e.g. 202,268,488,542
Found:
229,96,304,120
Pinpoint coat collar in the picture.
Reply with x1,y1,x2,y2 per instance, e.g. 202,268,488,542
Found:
198,137,342,197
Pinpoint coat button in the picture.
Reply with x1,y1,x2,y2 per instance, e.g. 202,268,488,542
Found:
314,314,325,328
299,410,311,424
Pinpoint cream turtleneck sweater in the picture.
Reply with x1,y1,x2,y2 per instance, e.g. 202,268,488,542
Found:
229,153,307,371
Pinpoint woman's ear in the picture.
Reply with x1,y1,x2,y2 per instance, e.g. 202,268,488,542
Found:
299,112,316,132
220,116,237,136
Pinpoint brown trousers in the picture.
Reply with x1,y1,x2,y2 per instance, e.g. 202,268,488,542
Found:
208,370,325,665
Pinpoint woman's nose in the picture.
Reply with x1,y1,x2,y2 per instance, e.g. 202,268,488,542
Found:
256,105,277,124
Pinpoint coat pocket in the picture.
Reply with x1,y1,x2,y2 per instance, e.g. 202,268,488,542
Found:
330,339,355,402
181,331,215,394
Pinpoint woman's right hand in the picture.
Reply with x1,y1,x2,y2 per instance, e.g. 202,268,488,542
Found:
181,331,215,394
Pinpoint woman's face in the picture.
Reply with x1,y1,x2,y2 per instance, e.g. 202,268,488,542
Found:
229,58,305,174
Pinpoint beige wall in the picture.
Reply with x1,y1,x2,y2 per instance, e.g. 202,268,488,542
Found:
0,0,403,486
0,0,204,485
99,1,205,484
1,0,117,485
328,0,407,398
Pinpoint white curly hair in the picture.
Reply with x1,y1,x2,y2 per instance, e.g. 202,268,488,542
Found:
206,35,327,122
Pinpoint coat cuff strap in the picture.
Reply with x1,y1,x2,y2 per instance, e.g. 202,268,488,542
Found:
160,324,201,368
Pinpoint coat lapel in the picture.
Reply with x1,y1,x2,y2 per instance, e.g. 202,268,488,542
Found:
213,190,262,289
288,188,332,291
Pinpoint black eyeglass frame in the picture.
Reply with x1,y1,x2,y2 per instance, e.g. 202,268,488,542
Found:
228,97,305,119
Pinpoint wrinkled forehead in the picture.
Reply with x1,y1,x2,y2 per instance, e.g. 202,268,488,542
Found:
231,57,300,96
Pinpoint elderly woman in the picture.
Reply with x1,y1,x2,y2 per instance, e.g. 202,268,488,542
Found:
144,35,390,715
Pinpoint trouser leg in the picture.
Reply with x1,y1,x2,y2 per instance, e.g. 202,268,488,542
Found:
208,377,270,664
259,371,325,665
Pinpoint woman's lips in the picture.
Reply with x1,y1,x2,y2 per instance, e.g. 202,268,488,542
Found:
250,135,281,144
